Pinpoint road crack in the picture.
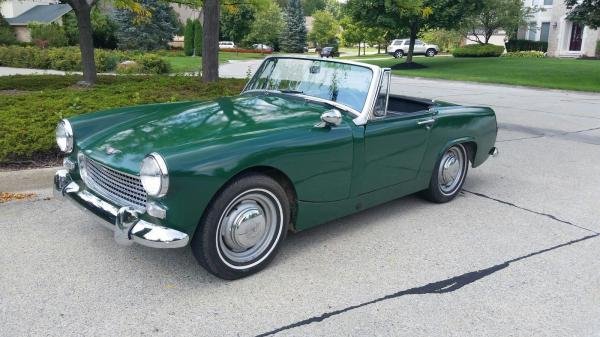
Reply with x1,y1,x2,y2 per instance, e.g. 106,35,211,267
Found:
463,190,598,234
254,234,599,337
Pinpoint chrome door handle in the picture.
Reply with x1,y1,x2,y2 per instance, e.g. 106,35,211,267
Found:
417,118,435,126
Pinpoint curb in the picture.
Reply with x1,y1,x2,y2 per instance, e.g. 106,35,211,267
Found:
0,166,59,193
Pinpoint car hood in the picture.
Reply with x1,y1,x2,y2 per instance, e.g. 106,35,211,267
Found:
75,92,331,174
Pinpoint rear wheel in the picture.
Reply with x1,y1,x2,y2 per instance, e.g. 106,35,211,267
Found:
394,50,404,58
422,144,469,203
192,173,289,279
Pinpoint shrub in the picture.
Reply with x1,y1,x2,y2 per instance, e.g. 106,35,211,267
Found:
505,39,548,52
133,54,171,73
29,23,69,48
420,29,462,53
452,44,504,57
0,46,170,73
502,51,545,58
0,13,17,46
0,75,246,163
194,20,203,56
183,19,194,56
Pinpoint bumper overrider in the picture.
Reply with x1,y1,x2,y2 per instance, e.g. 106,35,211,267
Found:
53,169,189,248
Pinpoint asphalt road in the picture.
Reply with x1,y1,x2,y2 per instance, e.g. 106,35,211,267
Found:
2,74,600,337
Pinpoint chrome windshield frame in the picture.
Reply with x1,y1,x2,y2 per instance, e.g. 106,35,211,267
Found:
242,55,383,126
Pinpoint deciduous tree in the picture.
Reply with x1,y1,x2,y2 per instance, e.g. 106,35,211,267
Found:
461,0,534,44
565,0,600,29
308,10,339,47
244,1,284,50
61,0,148,85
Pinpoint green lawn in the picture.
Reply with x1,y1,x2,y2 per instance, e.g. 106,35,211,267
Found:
361,57,600,92
165,52,269,73
0,75,245,164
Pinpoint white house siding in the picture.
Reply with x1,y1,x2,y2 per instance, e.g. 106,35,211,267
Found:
518,0,554,42
520,0,599,57
464,32,507,48
0,0,57,18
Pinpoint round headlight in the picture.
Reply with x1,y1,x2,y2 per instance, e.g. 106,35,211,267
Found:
140,153,169,197
55,119,73,153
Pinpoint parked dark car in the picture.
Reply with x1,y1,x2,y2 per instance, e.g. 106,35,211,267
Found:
320,46,339,58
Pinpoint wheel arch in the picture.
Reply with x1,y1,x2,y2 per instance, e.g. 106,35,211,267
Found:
203,165,299,232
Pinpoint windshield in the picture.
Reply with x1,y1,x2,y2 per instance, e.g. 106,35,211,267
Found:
245,58,373,112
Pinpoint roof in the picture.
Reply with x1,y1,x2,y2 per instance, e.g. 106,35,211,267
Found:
6,4,72,26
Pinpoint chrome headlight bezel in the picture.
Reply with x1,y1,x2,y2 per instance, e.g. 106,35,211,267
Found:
55,119,74,153
140,152,169,198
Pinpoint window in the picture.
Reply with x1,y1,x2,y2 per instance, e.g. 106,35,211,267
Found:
394,40,403,46
528,22,537,40
247,58,374,112
373,71,390,118
540,22,550,42
544,0,553,5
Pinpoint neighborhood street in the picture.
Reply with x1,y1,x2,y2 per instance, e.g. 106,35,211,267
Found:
2,72,600,336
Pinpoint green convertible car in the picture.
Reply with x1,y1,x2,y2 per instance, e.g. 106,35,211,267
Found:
54,56,498,279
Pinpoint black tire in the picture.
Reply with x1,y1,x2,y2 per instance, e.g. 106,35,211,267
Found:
191,173,290,279
426,48,436,57
393,50,404,58
422,144,469,203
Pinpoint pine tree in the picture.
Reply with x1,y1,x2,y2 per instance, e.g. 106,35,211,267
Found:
280,0,307,53
194,20,203,56
113,0,178,51
184,19,194,56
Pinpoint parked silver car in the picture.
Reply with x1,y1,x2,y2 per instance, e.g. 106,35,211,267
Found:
387,39,439,58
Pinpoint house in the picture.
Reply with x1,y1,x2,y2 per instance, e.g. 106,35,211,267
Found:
463,30,508,48
1,0,72,42
519,0,599,57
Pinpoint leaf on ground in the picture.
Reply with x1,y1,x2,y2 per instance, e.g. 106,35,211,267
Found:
0,192,36,203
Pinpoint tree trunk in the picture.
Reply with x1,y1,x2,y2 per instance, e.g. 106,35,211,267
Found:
73,0,96,85
202,0,219,82
406,22,418,64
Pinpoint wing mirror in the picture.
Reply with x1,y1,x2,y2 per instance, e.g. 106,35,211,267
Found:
315,109,342,128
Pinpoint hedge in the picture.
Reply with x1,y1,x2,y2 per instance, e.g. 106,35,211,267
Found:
505,39,548,52
224,48,273,54
0,46,170,73
0,75,246,163
502,51,545,58
452,44,504,57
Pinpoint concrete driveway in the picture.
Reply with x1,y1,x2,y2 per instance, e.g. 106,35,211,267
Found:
1,75,600,337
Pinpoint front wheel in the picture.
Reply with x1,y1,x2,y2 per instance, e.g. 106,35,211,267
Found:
426,48,436,57
393,50,404,58
422,144,469,203
192,173,290,279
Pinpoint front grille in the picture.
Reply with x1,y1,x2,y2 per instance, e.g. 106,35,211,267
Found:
81,156,147,208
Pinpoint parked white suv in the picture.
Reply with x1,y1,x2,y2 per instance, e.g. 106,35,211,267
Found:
219,41,236,50
387,39,439,58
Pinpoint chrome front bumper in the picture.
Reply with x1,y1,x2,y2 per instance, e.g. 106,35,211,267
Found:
54,169,189,248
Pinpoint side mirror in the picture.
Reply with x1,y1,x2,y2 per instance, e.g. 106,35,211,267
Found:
315,109,342,128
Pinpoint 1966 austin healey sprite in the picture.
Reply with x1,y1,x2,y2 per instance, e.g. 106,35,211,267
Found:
54,56,498,279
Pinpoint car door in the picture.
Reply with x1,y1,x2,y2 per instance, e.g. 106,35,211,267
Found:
414,40,426,54
360,70,433,194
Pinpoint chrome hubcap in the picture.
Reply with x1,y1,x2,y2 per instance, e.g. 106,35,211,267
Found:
438,146,465,195
218,190,281,266
222,201,266,252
